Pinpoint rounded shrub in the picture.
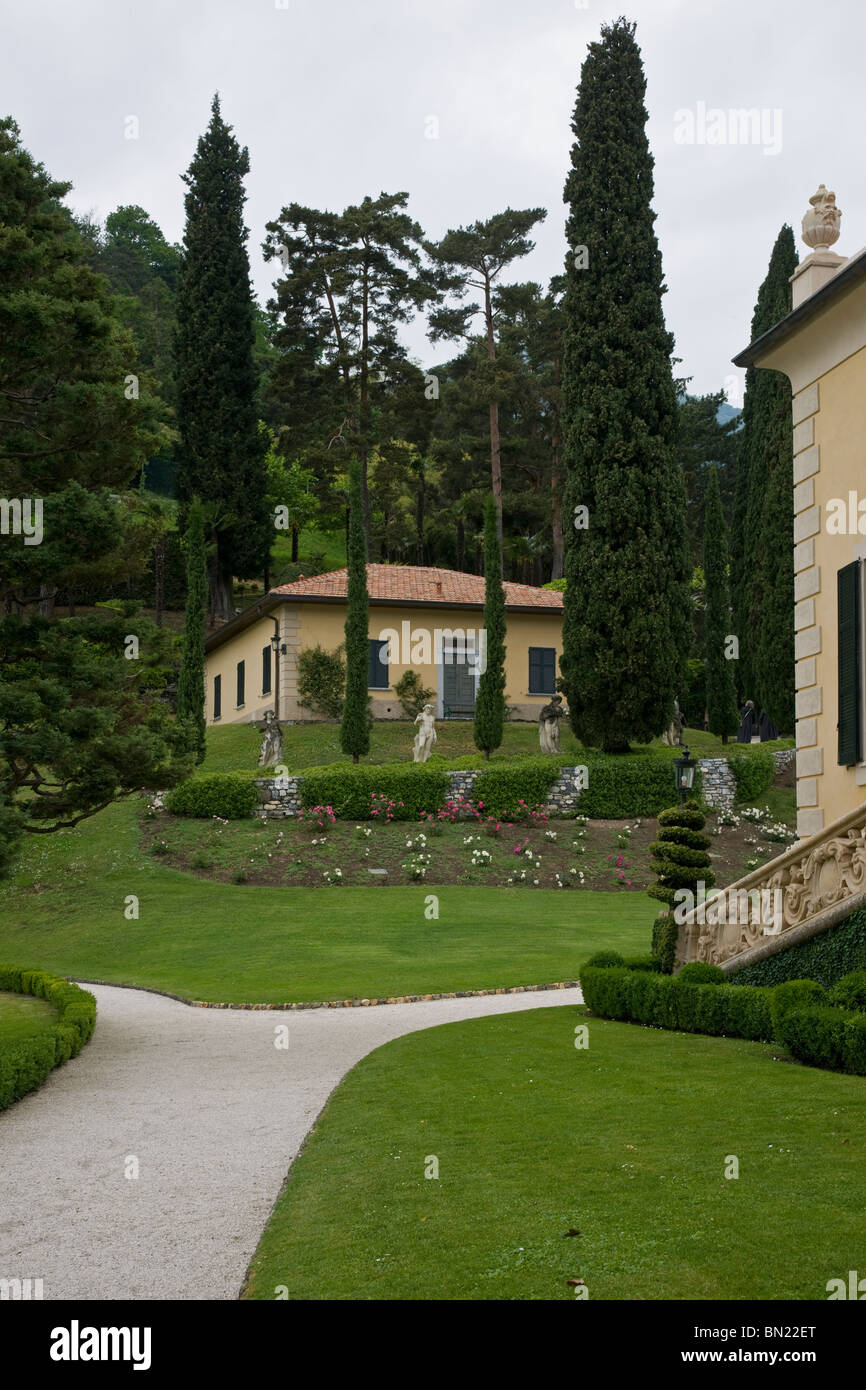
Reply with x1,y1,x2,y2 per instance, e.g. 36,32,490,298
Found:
769,978,826,1041
582,951,625,969
827,970,866,1012
676,962,726,985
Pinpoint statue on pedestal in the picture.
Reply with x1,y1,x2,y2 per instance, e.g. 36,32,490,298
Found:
538,694,567,754
661,697,684,747
413,704,437,763
257,709,284,768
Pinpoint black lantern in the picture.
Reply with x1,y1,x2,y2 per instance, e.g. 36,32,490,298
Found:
673,746,697,805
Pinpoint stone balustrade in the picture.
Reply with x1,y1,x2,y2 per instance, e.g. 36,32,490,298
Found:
676,799,866,974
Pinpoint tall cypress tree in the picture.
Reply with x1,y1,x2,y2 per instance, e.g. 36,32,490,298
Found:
473,495,507,758
703,467,739,742
560,19,690,753
340,460,371,763
731,226,798,729
176,499,207,764
175,95,270,624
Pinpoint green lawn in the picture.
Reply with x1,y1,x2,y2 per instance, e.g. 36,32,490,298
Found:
0,800,653,1003
201,721,793,777
244,1006,866,1301
0,990,59,1044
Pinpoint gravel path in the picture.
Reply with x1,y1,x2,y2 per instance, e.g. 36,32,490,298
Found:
0,982,581,1301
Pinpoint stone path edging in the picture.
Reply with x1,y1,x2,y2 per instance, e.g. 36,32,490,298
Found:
72,975,580,1011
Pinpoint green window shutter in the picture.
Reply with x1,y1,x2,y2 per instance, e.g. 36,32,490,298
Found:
213,675,221,720
529,647,556,694
262,645,272,696
236,660,245,708
837,560,861,765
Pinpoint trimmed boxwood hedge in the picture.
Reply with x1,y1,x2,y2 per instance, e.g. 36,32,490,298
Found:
777,1004,866,1075
472,757,561,818
165,773,260,820
728,749,775,803
580,964,774,1040
730,908,866,989
300,762,451,821
0,968,96,1112
578,756,703,818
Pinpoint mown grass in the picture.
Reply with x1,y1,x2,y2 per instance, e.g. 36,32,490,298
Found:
0,800,654,1003
200,722,794,777
244,1006,866,1301
0,990,59,1044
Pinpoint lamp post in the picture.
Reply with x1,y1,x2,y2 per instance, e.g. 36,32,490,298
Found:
674,746,697,805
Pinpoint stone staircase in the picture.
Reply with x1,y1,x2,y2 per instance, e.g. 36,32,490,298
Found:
676,802,866,974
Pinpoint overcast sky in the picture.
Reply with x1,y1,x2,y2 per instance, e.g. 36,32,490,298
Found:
3,0,861,402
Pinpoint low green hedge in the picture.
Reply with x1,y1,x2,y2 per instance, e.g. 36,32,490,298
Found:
728,749,775,803
165,773,260,820
580,964,774,1041
578,756,703,818
730,908,866,989
0,968,96,1112
473,757,561,819
300,762,451,821
777,1004,866,1075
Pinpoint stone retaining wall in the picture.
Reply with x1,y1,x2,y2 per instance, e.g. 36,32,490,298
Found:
254,748,797,819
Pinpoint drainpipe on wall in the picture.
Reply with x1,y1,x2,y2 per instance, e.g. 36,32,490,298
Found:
268,613,282,721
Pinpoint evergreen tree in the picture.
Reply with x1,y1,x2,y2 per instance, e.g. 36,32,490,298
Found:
731,225,797,718
340,460,371,762
559,18,690,753
0,119,190,871
427,208,546,552
176,500,207,763
473,495,507,758
703,466,739,742
175,95,270,622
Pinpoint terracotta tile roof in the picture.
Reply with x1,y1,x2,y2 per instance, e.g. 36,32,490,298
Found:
270,564,563,610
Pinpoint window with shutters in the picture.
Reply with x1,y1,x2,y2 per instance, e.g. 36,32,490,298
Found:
262,645,272,696
236,660,245,709
528,646,557,695
213,674,222,721
837,560,861,765
368,638,389,690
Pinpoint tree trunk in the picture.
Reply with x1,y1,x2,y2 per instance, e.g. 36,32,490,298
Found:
38,584,56,619
208,533,234,624
291,523,299,563
456,518,465,572
154,535,165,628
416,476,425,565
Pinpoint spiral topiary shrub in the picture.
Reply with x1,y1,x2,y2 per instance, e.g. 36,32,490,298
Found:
648,798,715,911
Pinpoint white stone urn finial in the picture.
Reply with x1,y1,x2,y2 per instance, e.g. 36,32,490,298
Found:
802,184,842,252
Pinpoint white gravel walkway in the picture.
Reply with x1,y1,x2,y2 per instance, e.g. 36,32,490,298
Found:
0,982,581,1301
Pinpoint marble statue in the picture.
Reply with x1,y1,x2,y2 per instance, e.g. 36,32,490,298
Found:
413,704,438,763
661,697,684,748
257,709,284,768
538,694,567,754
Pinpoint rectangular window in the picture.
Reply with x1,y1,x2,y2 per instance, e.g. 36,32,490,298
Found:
236,660,245,709
529,646,557,695
368,637,389,690
213,674,222,721
838,561,861,765
262,645,272,696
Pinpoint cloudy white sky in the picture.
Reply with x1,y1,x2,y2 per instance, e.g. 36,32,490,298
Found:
2,0,860,401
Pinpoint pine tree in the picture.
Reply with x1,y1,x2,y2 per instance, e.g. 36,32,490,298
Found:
176,500,207,763
731,225,797,722
0,119,191,871
703,467,739,742
340,460,371,763
559,19,690,753
175,95,270,623
473,495,507,758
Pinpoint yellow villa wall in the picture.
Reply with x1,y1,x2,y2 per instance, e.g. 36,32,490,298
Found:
205,616,277,727
757,274,866,836
206,601,564,725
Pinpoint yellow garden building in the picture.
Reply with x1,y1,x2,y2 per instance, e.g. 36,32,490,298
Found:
203,565,564,726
